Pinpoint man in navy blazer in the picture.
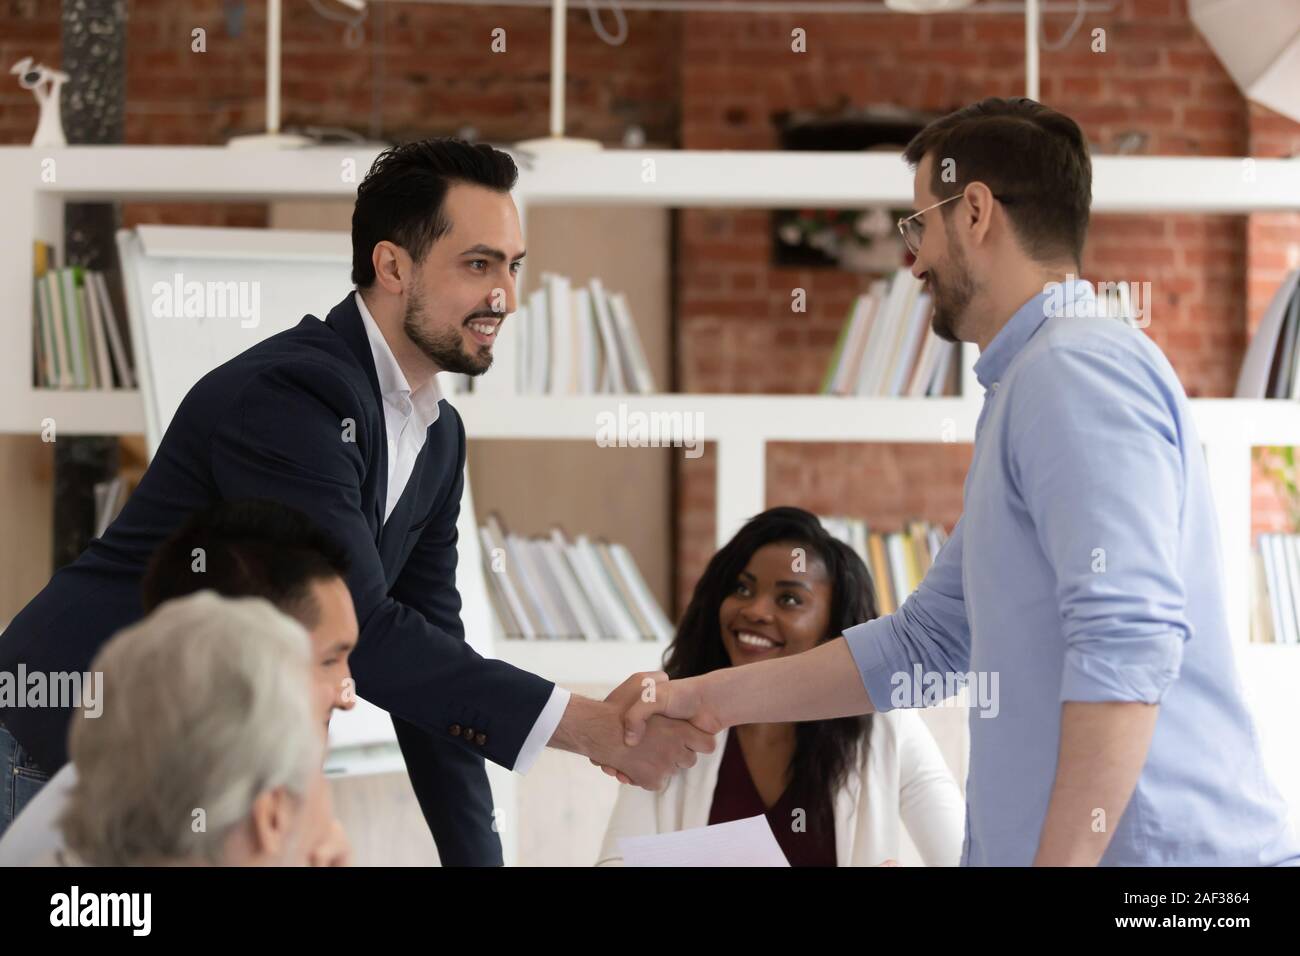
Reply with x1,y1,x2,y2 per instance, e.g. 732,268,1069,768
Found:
0,139,713,865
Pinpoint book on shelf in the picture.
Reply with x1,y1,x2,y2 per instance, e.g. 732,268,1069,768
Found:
471,272,657,396
1235,269,1300,399
32,241,137,390
820,515,950,614
479,514,671,642
1255,533,1300,644
820,268,960,398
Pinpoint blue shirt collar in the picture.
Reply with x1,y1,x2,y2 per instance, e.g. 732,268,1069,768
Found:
973,278,1096,389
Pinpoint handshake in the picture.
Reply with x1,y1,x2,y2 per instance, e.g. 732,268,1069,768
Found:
560,671,726,791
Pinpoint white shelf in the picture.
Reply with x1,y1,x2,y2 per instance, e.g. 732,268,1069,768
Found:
4,146,1300,212
9,391,1300,447
456,394,981,443
454,394,1300,448
10,389,145,436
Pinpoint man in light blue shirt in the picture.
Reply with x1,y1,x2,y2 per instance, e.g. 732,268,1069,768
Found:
620,97,1299,865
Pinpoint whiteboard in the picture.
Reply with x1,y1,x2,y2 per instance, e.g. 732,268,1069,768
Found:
116,225,498,754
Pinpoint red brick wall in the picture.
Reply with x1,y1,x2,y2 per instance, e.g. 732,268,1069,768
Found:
3,0,1298,612
2,0,679,223
673,0,1300,611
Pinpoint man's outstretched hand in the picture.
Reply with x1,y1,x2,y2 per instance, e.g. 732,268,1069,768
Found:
552,672,715,791
621,672,724,744
588,671,721,788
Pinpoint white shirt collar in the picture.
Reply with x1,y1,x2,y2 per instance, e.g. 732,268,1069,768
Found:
354,291,442,427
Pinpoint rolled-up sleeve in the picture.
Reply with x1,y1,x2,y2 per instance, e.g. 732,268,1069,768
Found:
844,518,972,713
1009,345,1189,704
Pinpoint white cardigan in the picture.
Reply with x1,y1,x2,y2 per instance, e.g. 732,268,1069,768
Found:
597,709,965,866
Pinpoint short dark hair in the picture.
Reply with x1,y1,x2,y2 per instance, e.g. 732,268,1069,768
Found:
141,499,351,629
664,507,877,830
351,138,519,288
903,97,1092,264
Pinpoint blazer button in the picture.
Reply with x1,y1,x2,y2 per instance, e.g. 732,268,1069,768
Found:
463,726,475,740
475,732,487,746
449,724,462,736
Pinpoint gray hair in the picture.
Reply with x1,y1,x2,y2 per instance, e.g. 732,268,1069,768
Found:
61,590,323,865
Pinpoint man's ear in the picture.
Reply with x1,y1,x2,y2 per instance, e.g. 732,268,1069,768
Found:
248,786,294,862
370,240,412,297
962,182,997,247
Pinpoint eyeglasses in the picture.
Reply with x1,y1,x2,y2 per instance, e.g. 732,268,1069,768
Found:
897,194,961,256
897,191,1015,256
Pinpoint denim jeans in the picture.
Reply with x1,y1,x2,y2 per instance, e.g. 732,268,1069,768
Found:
0,723,51,839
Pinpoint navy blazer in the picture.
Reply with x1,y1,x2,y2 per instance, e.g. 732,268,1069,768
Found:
0,292,555,865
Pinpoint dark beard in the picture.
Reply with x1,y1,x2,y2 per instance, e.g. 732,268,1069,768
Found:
402,291,494,377
928,243,975,344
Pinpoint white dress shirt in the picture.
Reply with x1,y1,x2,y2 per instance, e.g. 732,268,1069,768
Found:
355,293,567,774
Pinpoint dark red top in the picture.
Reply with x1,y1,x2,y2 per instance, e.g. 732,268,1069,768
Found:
707,730,837,867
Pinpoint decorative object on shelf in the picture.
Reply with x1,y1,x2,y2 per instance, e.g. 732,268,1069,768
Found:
9,57,69,147
777,206,905,273
1254,446,1300,530
1252,446,1300,644
1191,0,1300,125
1109,131,1150,155
772,106,930,272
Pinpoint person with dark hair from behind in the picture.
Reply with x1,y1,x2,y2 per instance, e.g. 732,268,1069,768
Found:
0,139,712,868
597,507,963,866
0,498,358,866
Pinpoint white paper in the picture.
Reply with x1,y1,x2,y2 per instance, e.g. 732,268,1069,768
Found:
618,815,790,867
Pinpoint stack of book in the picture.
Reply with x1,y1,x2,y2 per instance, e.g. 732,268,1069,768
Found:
821,268,959,397
820,516,949,615
1235,269,1300,399
32,241,136,390
473,274,656,396
1254,533,1300,644
479,515,672,642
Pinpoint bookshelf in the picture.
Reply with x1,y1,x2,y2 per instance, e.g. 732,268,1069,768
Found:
2,145,1297,719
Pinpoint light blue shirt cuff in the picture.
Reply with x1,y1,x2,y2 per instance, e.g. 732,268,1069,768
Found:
512,685,571,774
843,618,900,714
1059,632,1185,704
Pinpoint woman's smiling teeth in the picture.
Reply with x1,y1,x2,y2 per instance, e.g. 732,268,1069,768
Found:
736,630,779,649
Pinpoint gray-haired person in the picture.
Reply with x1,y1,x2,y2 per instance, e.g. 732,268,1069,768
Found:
55,591,339,867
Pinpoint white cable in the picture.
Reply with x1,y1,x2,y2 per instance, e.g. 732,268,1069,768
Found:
307,0,370,47
1038,0,1086,51
587,0,629,46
